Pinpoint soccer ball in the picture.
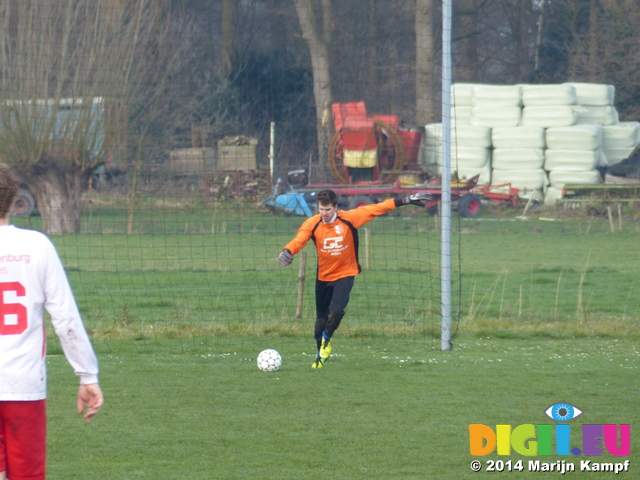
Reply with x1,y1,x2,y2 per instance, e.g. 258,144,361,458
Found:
257,349,282,372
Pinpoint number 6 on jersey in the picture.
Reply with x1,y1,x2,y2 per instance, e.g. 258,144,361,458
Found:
0,281,28,335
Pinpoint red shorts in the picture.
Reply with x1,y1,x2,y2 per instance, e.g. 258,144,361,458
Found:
0,400,46,480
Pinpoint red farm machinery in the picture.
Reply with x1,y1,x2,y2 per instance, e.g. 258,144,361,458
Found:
263,101,519,217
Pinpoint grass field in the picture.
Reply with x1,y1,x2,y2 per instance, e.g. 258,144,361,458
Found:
10,198,639,478
46,337,638,479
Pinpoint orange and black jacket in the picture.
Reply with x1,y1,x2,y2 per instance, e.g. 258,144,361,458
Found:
283,198,399,282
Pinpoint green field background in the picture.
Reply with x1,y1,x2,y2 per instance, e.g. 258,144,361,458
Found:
12,198,640,350
10,199,640,479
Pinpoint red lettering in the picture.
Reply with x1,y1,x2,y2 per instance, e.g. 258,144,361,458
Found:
0,281,28,335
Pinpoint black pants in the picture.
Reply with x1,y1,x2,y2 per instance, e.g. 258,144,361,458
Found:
314,276,355,349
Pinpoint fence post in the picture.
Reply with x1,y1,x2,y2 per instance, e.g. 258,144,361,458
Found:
617,203,623,231
607,206,615,233
363,228,371,270
295,252,307,318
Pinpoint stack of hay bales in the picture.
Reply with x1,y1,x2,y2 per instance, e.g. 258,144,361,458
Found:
568,82,617,125
520,84,579,128
470,85,522,128
544,125,605,189
450,83,474,125
420,82,640,203
422,122,492,184
452,125,492,184
491,125,547,196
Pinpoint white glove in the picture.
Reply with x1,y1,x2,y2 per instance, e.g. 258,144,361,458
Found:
278,249,293,266
402,192,431,207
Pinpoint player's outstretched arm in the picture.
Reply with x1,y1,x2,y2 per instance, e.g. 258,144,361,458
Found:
78,383,104,423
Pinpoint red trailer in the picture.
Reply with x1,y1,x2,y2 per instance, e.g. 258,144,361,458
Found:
266,102,518,218
292,172,486,218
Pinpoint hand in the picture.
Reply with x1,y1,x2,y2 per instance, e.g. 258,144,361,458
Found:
278,249,293,266
403,192,432,207
78,383,104,423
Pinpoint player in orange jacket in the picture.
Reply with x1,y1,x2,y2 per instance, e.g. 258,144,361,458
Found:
278,189,430,368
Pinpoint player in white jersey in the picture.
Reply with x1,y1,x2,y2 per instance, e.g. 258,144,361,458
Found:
0,163,103,480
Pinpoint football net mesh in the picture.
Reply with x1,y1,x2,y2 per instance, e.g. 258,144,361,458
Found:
1,1,462,354
16,190,462,352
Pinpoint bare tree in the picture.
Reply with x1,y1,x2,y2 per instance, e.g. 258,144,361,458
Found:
221,0,235,78
454,0,478,82
533,0,640,118
416,0,435,125
292,0,332,166
0,0,184,234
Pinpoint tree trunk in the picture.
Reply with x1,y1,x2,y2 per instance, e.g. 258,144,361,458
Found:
389,4,399,115
415,0,435,125
31,166,84,234
587,0,598,82
267,0,288,49
368,0,377,98
221,0,234,77
516,1,531,82
454,0,478,83
534,0,546,71
293,0,333,167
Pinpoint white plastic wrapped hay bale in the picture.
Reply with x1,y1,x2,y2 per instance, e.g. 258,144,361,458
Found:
521,106,578,127
470,105,522,127
491,126,546,149
544,187,564,206
471,85,522,107
602,122,640,148
451,84,476,125
424,123,492,148
451,105,473,124
469,85,522,127
453,146,491,169
548,170,603,188
603,146,638,166
424,123,443,147
452,83,476,106
574,105,619,125
545,125,603,151
600,122,640,166
424,144,489,171
521,84,577,106
563,82,615,106
422,145,441,171
544,149,607,171
491,168,548,195
492,149,545,170
452,125,492,148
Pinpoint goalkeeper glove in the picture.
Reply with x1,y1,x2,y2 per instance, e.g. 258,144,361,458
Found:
401,192,432,207
278,249,294,266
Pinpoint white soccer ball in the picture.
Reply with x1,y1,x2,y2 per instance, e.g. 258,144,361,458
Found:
257,349,282,372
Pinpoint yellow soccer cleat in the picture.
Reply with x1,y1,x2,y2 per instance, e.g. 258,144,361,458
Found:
311,357,325,369
319,338,332,360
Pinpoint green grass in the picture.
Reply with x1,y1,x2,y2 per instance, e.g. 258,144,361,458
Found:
27,204,640,344
46,337,639,479
10,199,640,477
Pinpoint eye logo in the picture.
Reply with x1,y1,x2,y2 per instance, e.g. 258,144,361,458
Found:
545,403,583,422
470,403,630,457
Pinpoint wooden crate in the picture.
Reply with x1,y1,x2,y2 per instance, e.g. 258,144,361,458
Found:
218,137,258,171
168,148,215,174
